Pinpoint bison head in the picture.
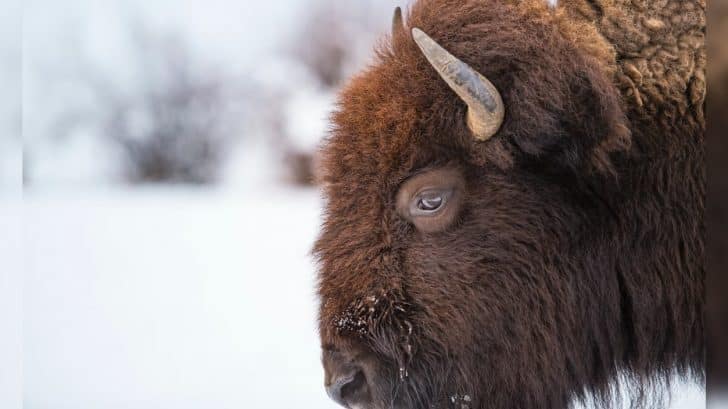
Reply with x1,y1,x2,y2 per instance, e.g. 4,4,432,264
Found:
314,1,633,408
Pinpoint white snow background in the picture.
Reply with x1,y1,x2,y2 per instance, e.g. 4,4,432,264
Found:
11,0,708,408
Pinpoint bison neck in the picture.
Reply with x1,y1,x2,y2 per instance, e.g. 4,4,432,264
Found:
581,118,704,390
562,0,705,384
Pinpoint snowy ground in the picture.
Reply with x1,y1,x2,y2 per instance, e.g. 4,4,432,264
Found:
22,188,705,409
1,198,22,409
23,187,337,409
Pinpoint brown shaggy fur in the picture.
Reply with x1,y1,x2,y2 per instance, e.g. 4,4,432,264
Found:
707,0,728,390
313,0,705,408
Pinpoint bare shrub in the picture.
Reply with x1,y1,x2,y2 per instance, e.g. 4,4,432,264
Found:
278,0,395,186
43,21,248,185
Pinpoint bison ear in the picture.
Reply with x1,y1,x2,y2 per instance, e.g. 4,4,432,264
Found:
509,62,631,177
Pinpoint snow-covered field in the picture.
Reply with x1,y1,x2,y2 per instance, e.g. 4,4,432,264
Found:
21,188,705,409
1,198,22,409
23,188,337,409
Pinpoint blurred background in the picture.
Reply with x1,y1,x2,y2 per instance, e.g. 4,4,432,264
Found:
17,0,399,408
0,0,714,408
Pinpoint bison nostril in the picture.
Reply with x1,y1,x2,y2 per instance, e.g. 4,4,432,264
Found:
325,369,368,408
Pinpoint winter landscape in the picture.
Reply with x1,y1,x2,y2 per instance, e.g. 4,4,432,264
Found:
7,0,708,408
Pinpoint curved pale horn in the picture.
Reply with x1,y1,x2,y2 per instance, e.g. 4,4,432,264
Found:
411,28,504,141
392,7,404,37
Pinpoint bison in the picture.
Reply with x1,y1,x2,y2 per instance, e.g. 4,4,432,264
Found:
313,0,705,408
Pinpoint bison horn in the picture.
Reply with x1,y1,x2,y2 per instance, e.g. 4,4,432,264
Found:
411,28,504,141
392,7,404,37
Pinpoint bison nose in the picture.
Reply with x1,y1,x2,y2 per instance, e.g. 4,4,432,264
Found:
323,349,371,408
325,369,367,407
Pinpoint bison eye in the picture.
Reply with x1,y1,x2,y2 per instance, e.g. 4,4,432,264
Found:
396,168,465,233
413,190,448,214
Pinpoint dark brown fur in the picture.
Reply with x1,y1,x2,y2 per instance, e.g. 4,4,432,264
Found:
313,0,705,407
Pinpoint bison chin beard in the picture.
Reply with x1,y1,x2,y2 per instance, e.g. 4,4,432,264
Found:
370,357,477,409
359,332,479,409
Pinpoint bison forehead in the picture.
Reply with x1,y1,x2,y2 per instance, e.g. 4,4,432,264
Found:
320,64,465,187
